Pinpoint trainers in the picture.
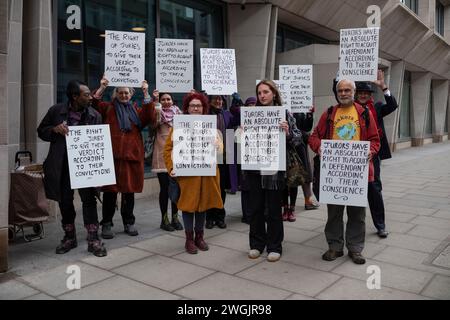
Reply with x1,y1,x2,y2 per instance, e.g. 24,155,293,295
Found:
160,221,175,232
377,229,389,238
305,202,320,210
267,252,281,262
124,224,138,236
248,249,261,259
322,249,344,261
101,222,114,239
215,220,227,229
348,251,366,264
205,220,214,229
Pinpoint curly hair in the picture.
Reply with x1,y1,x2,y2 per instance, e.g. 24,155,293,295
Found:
182,92,210,115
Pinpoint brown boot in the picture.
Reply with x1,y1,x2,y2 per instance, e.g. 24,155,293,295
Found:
185,231,198,254
55,223,77,254
85,224,107,257
194,229,209,251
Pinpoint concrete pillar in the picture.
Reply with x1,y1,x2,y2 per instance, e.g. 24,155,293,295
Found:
22,0,54,163
418,0,434,29
410,72,432,146
444,5,450,42
432,79,449,142
227,3,277,100
0,0,8,272
386,60,405,152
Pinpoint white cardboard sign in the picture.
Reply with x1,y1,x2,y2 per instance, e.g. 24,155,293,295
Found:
172,115,218,176
240,106,286,172
66,125,116,189
279,65,313,113
339,27,379,82
155,38,194,93
319,140,370,207
105,30,145,87
201,48,237,95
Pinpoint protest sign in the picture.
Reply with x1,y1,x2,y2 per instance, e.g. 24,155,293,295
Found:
105,30,145,87
172,115,218,176
66,125,116,189
240,106,286,171
155,38,194,92
201,48,237,95
279,65,313,113
339,27,379,82
319,140,370,207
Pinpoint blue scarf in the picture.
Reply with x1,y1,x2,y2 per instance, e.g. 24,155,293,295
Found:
114,99,142,132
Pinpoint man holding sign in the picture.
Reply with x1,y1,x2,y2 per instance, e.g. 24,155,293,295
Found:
37,80,107,257
309,79,380,264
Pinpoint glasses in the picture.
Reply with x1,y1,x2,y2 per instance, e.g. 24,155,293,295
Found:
188,104,203,109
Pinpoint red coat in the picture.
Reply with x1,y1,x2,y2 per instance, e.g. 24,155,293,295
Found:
93,98,156,193
308,103,380,182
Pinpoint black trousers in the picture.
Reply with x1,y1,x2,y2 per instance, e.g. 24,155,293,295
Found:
247,174,284,254
157,172,178,216
206,164,227,223
368,155,385,231
59,160,99,225
101,192,136,226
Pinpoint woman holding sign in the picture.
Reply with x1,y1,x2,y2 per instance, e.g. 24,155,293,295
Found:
163,92,223,255
92,76,156,239
244,80,302,262
151,90,183,232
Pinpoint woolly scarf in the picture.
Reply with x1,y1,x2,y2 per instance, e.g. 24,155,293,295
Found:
160,105,181,127
114,99,142,132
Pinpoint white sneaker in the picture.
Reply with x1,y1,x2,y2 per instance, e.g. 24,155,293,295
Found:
248,249,261,259
267,252,281,262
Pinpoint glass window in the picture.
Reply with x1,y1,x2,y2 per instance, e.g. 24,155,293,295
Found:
436,1,445,36
425,85,433,136
401,0,418,14
398,71,411,139
276,23,330,53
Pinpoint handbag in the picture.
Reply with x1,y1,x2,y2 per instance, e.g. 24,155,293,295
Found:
168,176,180,204
312,154,321,201
144,127,156,165
286,146,306,188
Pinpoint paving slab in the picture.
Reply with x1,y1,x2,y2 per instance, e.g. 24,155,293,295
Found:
379,233,441,253
0,279,39,300
421,275,450,300
207,230,249,253
81,246,152,270
409,216,450,230
129,234,187,257
407,225,450,241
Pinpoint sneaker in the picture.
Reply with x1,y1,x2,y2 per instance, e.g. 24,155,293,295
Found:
248,249,261,259
205,220,214,229
124,224,139,236
215,220,227,229
305,202,320,210
267,252,281,262
377,229,389,238
322,249,344,261
160,222,175,232
101,222,114,239
348,251,366,264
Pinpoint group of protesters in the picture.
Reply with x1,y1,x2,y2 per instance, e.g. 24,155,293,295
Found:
38,69,397,264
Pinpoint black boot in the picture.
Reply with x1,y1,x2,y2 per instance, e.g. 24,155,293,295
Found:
160,212,175,231
85,224,107,257
56,223,77,254
171,213,184,230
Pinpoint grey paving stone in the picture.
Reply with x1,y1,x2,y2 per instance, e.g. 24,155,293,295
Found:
174,272,292,300
421,275,450,299
407,225,450,241
285,216,325,231
24,293,56,300
82,246,152,270
6,248,68,277
59,275,180,300
302,233,382,256
283,226,319,244
432,244,450,269
410,216,450,230
236,261,340,297
207,230,249,253
0,280,39,300
20,262,114,297
332,259,434,294
386,204,437,216
384,211,417,222
317,277,430,300
173,245,262,275
384,220,415,234
113,255,214,292
285,294,316,300
432,210,450,220
380,233,441,253
297,210,327,221
129,234,187,256
386,198,439,210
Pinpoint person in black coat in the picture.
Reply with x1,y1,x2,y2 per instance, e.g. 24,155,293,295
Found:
37,80,107,257
355,70,399,238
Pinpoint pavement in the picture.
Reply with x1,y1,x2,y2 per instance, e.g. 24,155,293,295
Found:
1,141,450,300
